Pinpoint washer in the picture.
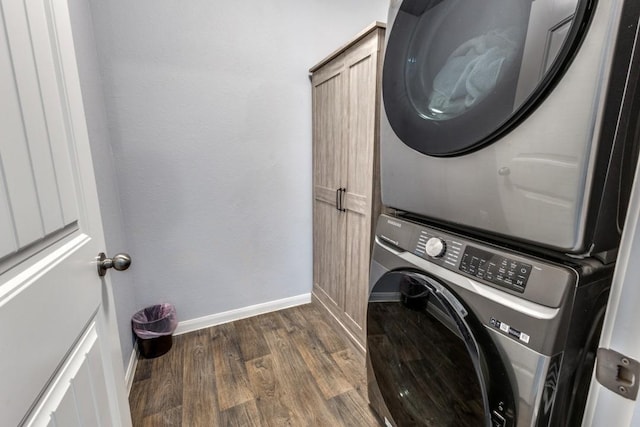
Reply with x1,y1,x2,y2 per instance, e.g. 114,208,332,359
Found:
367,214,612,426
380,0,640,255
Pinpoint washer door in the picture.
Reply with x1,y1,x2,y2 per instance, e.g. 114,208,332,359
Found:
367,270,515,426
383,0,594,156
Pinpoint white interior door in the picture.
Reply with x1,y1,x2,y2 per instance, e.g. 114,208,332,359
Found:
0,0,130,425
582,154,640,426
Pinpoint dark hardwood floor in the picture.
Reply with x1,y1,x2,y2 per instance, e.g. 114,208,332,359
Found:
129,303,380,426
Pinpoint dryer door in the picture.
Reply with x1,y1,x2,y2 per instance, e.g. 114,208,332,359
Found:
383,0,593,156
367,270,515,426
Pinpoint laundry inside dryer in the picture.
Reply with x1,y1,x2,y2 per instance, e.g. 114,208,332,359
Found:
380,0,640,255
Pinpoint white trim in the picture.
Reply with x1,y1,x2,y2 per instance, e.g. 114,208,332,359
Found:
125,342,139,396
174,293,312,336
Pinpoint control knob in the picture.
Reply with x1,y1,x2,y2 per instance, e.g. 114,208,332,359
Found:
425,237,446,258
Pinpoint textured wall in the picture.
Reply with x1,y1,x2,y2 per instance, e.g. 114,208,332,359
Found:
79,0,388,366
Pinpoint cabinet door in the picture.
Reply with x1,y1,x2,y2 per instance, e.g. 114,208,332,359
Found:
312,57,347,309
343,31,382,340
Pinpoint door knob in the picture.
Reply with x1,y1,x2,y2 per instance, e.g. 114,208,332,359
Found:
97,252,132,277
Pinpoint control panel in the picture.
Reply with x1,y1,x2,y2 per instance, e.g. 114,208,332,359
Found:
375,214,575,307
459,246,532,293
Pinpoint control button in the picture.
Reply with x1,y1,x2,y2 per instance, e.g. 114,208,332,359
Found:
425,237,446,258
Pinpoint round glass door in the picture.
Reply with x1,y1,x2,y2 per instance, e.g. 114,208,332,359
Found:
383,0,593,156
367,271,514,426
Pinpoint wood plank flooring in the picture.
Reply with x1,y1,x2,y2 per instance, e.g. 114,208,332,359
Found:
129,303,380,426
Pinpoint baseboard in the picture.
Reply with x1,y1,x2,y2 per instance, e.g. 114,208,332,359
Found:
125,342,139,395
173,293,312,336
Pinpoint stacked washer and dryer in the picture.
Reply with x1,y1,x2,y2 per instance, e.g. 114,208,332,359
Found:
366,0,640,426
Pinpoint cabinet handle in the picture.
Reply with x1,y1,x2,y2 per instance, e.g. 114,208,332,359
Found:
336,188,341,211
340,188,347,212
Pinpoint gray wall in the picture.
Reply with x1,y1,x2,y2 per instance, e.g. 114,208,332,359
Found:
73,0,388,369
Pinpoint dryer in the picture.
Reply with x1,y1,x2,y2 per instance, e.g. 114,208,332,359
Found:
366,215,612,426
380,0,640,255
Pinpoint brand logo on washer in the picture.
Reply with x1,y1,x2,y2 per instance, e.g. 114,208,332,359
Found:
387,219,402,228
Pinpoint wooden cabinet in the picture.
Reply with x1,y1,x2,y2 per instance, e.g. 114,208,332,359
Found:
310,23,385,350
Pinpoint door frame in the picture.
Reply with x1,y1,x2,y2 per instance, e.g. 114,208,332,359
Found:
583,153,640,425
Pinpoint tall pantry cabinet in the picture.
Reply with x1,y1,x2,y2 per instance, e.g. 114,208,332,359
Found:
310,23,385,349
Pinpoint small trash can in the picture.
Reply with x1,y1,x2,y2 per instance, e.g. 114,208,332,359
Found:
132,303,177,359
